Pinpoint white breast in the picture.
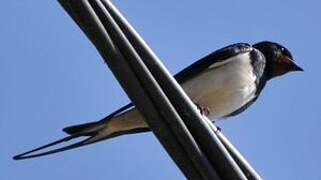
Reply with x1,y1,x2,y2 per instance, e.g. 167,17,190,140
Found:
181,52,257,119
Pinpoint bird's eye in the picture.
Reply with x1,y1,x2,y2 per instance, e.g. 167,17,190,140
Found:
280,47,293,60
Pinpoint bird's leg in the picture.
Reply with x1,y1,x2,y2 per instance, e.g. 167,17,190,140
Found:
194,103,210,117
194,103,222,132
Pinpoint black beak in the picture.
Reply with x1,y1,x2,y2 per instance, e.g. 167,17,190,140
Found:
289,59,304,72
284,56,304,72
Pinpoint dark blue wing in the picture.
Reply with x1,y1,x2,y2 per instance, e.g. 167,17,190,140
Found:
174,43,252,83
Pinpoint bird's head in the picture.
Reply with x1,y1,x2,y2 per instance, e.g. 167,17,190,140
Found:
253,41,303,80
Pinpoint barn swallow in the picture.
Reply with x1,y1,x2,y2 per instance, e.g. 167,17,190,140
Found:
13,41,303,160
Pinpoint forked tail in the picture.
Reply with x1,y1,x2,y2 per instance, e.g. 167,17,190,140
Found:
13,129,110,160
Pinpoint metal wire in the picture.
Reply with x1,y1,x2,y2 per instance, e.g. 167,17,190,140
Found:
57,0,262,179
98,1,247,179
58,0,210,179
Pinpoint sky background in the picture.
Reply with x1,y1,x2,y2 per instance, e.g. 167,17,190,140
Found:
1,0,320,180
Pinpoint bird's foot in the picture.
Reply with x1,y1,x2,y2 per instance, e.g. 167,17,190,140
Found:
195,103,210,117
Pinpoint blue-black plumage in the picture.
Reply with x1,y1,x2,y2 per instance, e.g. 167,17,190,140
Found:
14,41,303,159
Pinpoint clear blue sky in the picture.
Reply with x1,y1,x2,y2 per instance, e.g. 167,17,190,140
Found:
1,1,320,180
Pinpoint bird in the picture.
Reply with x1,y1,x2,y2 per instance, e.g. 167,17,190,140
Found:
13,41,303,160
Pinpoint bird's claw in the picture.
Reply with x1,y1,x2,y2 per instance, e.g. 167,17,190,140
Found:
195,103,210,116
216,126,221,132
